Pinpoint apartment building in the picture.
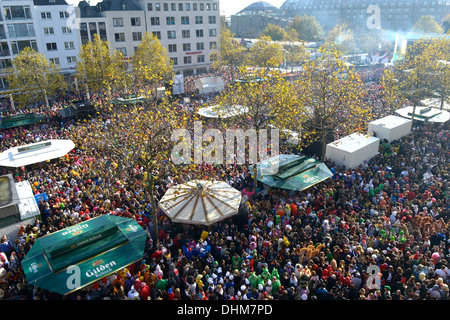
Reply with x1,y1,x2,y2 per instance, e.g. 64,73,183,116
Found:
77,0,221,75
0,0,80,90
33,0,81,77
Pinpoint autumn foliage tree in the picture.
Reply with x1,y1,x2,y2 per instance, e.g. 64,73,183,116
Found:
381,38,438,120
8,47,65,108
276,43,372,160
76,33,126,100
245,36,284,68
131,32,173,97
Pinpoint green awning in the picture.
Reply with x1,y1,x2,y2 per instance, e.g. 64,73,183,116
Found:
21,215,147,295
112,94,146,105
250,154,333,191
0,113,45,129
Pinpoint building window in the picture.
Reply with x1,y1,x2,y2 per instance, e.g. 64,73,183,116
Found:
132,32,142,41
206,3,211,10
196,29,204,37
155,3,161,11
209,29,217,36
49,57,59,65
61,26,72,34
59,11,69,19
44,27,54,35
167,30,176,39
131,17,141,26
41,11,51,19
113,18,123,27
11,40,38,54
197,55,205,63
168,44,177,52
67,56,77,64
193,3,198,10
5,6,32,20
183,43,191,51
186,3,191,11
147,3,152,11
117,47,127,56
89,22,97,38
98,22,107,41
196,42,204,50
200,3,204,10
179,3,183,11
213,3,218,10
208,16,216,24
166,17,175,25
0,59,12,69
209,41,217,49
171,57,178,65
152,31,161,39
163,3,169,11
195,16,203,24
171,3,176,11
182,30,190,38
181,16,190,24
7,23,35,38
64,41,75,50
46,42,57,51
115,33,125,42
184,56,192,64
151,17,160,25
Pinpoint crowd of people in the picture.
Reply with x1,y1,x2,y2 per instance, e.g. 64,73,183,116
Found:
0,66,449,301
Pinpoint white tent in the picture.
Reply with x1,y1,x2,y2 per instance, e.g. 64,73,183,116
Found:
0,174,40,242
326,133,380,169
197,104,249,118
195,76,224,94
421,98,450,111
0,139,75,168
158,180,242,226
172,74,185,95
395,106,450,123
368,115,412,142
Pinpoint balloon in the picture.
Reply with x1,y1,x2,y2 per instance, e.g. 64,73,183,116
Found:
33,181,39,187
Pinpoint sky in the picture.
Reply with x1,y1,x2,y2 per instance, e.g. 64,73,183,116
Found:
65,0,287,17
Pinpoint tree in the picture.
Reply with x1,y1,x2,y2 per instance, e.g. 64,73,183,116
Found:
261,23,288,41
413,15,444,34
131,32,173,97
244,35,284,68
381,38,436,121
76,33,126,100
420,37,450,110
210,27,246,78
277,43,372,161
283,29,310,72
216,67,291,193
8,47,65,109
443,13,450,34
354,28,393,53
325,24,356,55
288,15,324,42
89,98,187,242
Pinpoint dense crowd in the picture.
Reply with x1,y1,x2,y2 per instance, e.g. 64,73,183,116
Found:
0,67,449,301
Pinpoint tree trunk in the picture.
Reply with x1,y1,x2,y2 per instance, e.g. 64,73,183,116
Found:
411,101,417,122
148,170,159,245
321,128,326,162
43,89,49,109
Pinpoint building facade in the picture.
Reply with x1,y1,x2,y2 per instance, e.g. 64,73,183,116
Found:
77,0,220,76
0,0,80,90
231,1,290,39
280,0,450,32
